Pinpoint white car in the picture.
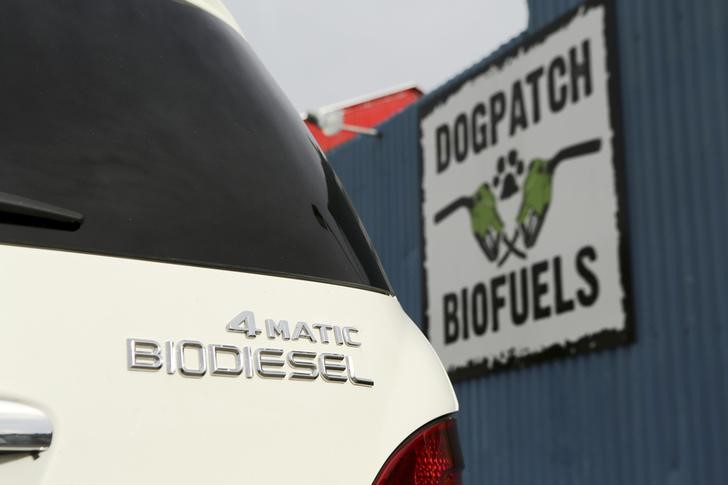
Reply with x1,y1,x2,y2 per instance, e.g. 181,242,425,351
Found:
0,0,461,484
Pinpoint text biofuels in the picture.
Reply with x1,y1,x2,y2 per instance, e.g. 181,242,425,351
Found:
442,245,599,344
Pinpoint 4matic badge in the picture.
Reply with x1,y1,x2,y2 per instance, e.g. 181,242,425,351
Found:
126,311,374,387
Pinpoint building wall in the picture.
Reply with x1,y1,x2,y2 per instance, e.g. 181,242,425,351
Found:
327,0,728,483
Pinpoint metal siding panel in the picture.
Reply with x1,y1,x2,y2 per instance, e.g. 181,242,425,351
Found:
328,105,423,323
327,0,728,482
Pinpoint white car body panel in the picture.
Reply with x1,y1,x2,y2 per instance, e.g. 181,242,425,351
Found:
0,244,457,484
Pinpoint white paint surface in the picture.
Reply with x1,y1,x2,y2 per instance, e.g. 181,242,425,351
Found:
0,244,456,484
183,0,242,34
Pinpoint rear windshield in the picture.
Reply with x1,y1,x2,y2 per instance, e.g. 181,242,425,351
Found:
0,0,390,292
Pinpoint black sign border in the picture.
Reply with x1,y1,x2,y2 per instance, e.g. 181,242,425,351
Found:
417,0,634,382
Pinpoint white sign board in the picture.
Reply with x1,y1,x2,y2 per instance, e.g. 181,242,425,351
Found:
419,1,632,380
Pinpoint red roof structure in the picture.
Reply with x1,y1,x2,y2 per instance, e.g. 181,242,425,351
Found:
304,83,422,152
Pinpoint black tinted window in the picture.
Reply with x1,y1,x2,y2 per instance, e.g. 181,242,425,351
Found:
0,0,390,292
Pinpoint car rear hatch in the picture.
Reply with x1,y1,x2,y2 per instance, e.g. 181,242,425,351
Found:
0,1,458,483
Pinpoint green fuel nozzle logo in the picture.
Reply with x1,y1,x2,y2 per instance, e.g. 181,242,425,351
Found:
434,138,602,267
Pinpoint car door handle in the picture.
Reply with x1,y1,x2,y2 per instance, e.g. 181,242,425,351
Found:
0,401,53,452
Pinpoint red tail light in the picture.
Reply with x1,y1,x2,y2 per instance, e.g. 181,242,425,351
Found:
374,417,464,485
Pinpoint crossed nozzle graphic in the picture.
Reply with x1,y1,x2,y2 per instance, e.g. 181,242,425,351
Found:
434,138,602,267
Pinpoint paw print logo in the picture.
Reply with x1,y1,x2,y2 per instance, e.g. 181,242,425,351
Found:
434,139,603,265
492,149,524,200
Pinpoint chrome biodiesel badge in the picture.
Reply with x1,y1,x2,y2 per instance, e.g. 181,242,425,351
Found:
126,311,374,387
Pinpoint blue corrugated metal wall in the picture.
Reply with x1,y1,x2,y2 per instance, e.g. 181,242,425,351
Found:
328,1,728,483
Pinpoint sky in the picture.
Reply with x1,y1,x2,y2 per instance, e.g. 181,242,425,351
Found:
227,1,528,112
